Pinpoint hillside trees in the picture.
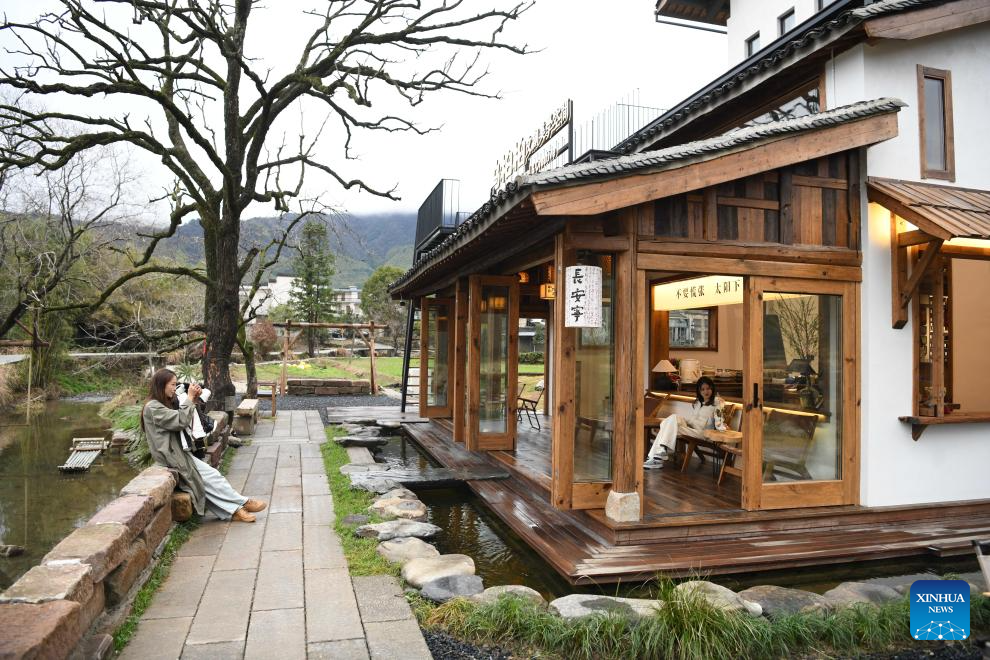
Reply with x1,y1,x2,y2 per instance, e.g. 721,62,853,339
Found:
0,0,531,408
360,265,406,352
289,219,336,357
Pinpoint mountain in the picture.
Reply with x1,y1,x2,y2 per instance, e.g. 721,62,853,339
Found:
155,212,416,287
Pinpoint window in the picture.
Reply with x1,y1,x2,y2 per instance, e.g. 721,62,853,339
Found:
745,32,761,57
668,308,718,350
778,8,795,36
917,65,955,181
816,0,836,10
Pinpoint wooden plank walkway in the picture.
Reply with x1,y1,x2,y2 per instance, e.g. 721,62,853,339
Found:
402,419,990,585
349,466,510,489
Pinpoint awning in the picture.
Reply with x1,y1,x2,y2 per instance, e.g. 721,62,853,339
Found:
867,177,990,240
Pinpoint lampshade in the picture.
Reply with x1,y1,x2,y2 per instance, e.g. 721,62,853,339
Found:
518,271,530,283
652,359,677,373
787,358,817,376
539,283,556,300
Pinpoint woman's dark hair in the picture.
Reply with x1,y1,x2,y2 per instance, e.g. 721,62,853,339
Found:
695,376,717,406
141,368,177,430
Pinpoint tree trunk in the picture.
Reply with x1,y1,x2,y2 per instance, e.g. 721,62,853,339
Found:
307,328,316,358
201,217,241,412
238,325,258,398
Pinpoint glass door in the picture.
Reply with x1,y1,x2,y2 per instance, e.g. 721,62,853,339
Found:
743,277,858,510
420,297,454,418
466,275,519,451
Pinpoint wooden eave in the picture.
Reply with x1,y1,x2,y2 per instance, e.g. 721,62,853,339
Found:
530,112,898,217
864,0,990,40
655,0,729,26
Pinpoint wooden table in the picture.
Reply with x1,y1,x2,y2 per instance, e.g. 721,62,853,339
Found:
705,428,743,485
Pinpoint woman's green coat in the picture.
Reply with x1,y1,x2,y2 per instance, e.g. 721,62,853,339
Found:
142,400,207,515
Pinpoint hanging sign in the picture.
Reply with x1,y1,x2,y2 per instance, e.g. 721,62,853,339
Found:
565,265,602,328
651,275,744,311
491,100,572,193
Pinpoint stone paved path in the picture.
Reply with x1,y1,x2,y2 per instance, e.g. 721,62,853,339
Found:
121,410,432,660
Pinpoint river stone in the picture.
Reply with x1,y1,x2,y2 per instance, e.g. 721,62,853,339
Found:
549,594,663,620
823,582,900,608
737,585,830,618
87,495,155,541
120,466,176,509
470,585,547,608
421,575,485,603
0,563,94,604
370,499,428,522
377,537,440,564
354,520,441,541
376,488,419,502
0,545,25,557
43,522,131,582
342,514,370,526
350,476,401,494
336,436,389,448
402,554,476,588
675,581,762,617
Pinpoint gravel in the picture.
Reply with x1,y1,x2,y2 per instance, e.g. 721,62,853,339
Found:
422,629,513,660
249,393,400,425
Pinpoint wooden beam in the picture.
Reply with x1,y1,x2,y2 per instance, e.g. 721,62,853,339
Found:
867,185,954,241
900,239,944,308
637,252,862,282
865,0,990,40
531,114,899,217
612,210,638,497
940,244,990,260
791,174,848,190
897,229,933,247
716,196,780,211
891,213,909,329
638,239,861,266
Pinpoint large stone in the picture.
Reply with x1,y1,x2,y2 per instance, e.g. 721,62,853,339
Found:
823,582,901,608
369,498,428,522
470,585,547,609
0,600,83,660
350,476,401,494
401,555,475,588
0,563,94,604
120,466,176,508
549,594,663,620
737,585,830,618
171,492,194,522
675,581,762,617
335,436,389,448
604,490,641,523
339,463,376,474
376,537,440,565
142,500,174,551
420,575,484,603
105,538,151,606
43,522,131,582
376,488,419,502
355,520,441,541
87,495,155,541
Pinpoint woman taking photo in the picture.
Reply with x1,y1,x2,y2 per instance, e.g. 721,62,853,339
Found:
644,376,725,470
142,368,266,522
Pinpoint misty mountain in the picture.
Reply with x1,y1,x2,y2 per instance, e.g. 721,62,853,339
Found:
156,212,416,287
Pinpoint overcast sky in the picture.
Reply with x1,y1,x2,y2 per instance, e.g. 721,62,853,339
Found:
3,1,728,220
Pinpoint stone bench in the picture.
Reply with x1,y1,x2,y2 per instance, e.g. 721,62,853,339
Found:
233,398,259,435
0,466,177,659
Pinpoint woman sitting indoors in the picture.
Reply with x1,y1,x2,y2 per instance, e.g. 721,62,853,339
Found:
644,376,725,470
141,368,267,522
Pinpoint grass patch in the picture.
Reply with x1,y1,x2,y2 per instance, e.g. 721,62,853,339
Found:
321,426,400,577
54,366,127,395
111,518,198,652
418,581,990,660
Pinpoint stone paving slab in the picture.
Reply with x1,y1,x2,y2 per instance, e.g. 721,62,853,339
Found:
120,409,432,660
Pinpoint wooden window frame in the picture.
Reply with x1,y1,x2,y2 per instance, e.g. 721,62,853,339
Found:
667,306,719,352
745,32,761,57
778,8,796,36
917,65,955,182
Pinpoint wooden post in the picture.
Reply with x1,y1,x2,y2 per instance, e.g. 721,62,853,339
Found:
550,231,577,509
611,211,640,501
368,321,377,394
932,256,945,418
280,322,290,396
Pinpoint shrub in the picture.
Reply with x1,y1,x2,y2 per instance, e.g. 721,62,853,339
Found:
250,319,279,357
0,364,13,409
519,352,544,364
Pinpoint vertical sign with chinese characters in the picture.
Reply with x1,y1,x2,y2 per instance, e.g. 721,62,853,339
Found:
564,265,602,328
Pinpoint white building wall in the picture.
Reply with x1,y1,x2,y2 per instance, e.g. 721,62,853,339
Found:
846,24,990,506
725,0,819,65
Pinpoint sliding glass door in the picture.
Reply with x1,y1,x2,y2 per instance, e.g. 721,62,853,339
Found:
420,297,454,418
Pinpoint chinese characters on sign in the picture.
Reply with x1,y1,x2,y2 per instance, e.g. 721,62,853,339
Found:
565,265,602,328
651,275,745,311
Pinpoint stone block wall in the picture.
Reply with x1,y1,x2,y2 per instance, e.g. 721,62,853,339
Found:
287,377,371,395
0,466,178,659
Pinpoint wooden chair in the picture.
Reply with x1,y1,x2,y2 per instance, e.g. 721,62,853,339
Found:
518,387,544,430
761,409,817,481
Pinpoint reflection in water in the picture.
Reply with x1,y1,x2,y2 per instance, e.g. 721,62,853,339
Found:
0,401,138,589
373,434,983,600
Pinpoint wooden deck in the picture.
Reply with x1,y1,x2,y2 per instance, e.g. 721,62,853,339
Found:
402,418,990,584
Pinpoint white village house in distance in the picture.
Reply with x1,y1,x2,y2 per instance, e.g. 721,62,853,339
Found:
241,276,364,322
389,0,990,585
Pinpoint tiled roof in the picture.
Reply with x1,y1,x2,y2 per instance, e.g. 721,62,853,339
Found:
614,0,943,155
389,98,904,294
868,177,990,240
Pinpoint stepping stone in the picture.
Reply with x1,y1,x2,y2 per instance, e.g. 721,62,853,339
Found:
339,463,376,474
402,555,475,588
674,581,762,617
376,538,440,565
335,436,389,448
349,476,402,494
354,520,441,542
421,575,484,603
375,488,419,502
369,498,428,522
470,585,546,608
737,585,830,618
822,582,901,608
549,594,662,621
377,420,402,429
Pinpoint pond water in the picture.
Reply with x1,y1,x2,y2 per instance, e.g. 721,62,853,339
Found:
0,400,138,590
375,433,984,600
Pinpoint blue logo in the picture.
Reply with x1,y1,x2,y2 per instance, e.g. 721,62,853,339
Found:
910,580,969,640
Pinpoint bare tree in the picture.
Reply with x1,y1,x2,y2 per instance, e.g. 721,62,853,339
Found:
0,0,531,407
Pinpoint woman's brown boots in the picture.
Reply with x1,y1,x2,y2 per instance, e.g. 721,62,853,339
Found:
243,499,267,513
232,508,256,523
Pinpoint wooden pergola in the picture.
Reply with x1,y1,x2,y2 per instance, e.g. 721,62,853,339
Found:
270,321,382,395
